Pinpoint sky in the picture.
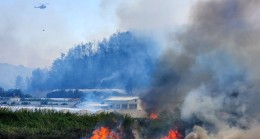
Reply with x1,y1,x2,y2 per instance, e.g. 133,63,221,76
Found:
0,0,195,68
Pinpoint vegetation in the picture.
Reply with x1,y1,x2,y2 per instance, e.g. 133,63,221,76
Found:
0,108,133,139
0,87,32,98
46,89,83,98
28,31,157,94
133,110,187,139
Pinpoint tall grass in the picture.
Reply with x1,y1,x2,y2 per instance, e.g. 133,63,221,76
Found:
0,108,131,138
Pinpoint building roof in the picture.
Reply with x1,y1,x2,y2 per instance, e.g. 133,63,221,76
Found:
105,96,139,101
52,89,126,94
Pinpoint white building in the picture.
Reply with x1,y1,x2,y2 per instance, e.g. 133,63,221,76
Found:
104,96,142,110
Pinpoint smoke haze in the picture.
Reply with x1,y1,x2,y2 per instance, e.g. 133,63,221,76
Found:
0,1,76,68
0,0,118,68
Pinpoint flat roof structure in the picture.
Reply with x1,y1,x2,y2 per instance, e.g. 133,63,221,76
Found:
105,96,139,101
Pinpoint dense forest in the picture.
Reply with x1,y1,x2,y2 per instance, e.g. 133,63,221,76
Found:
46,89,83,98
27,31,157,94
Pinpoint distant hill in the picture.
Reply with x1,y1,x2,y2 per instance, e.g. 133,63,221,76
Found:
0,63,33,89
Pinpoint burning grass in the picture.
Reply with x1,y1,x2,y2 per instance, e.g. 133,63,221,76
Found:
90,126,120,139
0,107,187,139
139,108,208,139
149,113,158,120
161,129,182,139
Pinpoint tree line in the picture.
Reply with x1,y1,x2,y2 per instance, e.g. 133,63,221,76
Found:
0,87,32,98
27,31,157,95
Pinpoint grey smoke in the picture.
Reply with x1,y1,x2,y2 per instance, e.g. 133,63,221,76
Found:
141,0,260,138
179,0,260,127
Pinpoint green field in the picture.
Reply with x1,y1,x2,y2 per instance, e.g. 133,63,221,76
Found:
0,108,133,139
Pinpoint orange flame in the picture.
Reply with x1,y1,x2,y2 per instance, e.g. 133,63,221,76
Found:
161,129,182,139
90,126,120,139
149,113,158,119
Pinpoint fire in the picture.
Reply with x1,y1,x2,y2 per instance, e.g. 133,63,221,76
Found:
149,113,158,119
161,129,182,139
90,126,120,139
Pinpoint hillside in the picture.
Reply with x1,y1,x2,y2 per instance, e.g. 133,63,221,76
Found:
28,31,158,93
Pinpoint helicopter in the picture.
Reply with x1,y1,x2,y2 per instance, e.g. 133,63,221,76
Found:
34,3,49,9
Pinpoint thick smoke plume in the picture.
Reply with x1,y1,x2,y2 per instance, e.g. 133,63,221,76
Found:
142,0,260,138
116,0,194,31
